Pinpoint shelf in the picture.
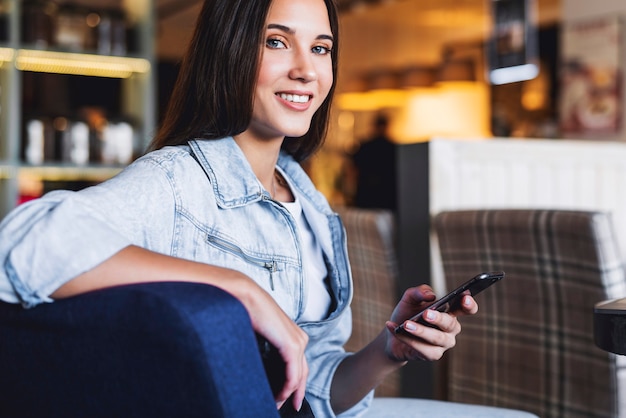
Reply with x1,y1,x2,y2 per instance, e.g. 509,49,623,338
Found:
20,164,123,182
0,0,155,218
0,164,123,182
0,48,150,78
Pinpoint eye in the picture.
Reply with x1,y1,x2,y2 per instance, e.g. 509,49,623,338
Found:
266,37,286,49
312,45,332,56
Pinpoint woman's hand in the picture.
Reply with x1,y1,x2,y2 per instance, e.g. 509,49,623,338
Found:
242,282,309,411
384,285,478,362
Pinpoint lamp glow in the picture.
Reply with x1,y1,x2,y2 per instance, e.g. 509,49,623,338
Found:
336,89,407,111
394,82,491,143
335,81,491,143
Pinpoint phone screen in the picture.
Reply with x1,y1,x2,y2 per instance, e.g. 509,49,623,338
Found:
394,271,505,334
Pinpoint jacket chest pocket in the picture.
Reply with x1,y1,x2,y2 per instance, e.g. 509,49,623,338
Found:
207,234,278,290
205,233,302,318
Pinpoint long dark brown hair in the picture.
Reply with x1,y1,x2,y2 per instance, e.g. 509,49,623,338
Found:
150,0,340,162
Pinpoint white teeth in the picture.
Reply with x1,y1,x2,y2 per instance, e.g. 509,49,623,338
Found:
279,93,310,103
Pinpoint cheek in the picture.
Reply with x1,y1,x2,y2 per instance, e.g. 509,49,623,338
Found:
256,59,285,88
318,62,334,97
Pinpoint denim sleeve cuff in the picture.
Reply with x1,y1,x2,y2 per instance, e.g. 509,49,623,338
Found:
4,193,132,308
305,350,374,417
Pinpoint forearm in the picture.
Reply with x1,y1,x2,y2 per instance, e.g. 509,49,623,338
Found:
330,329,405,414
51,245,257,309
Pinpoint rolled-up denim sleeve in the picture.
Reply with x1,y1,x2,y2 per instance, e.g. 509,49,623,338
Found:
0,191,133,308
0,157,177,308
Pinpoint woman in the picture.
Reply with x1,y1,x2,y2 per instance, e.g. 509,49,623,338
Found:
0,0,477,416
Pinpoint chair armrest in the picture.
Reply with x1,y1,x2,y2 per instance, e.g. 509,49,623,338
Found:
0,282,279,418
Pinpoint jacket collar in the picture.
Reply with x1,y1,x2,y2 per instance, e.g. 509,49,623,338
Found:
188,137,265,208
188,138,341,304
187,137,331,216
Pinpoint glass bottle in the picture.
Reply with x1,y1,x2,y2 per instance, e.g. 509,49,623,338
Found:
54,2,88,51
21,0,56,48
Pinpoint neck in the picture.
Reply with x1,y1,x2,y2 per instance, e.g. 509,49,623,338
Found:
232,133,283,194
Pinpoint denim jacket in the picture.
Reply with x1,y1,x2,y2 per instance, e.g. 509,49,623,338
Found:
0,137,372,417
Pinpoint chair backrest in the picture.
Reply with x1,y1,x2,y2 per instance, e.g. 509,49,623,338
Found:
0,282,280,418
434,209,626,418
335,206,401,397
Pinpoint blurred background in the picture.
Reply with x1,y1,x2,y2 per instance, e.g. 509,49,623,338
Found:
158,0,563,206
1,0,622,211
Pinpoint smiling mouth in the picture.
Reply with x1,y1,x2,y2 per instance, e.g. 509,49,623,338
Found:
277,93,311,103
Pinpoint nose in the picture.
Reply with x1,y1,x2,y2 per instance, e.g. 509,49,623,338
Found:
289,48,317,82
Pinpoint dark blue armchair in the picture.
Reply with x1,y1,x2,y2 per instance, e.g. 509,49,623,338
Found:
0,282,280,418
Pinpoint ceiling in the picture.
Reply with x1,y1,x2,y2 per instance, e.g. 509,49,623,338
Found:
155,0,561,64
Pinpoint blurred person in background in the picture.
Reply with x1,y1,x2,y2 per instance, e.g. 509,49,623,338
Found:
352,113,397,211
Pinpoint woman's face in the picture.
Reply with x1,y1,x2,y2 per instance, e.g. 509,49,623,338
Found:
246,0,334,142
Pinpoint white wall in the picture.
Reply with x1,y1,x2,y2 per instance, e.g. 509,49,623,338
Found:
429,138,626,259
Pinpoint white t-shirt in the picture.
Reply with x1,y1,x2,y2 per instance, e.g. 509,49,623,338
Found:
282,197,331,322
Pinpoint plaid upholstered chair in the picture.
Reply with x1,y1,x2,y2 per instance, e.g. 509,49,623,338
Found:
434,209,626,418
335,206,401,397
338,207,540,417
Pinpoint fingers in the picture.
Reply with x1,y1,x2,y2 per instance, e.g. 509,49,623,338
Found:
390,285,437,325
241,283,309,410
418,309,461,334
275,361,307,410
452,295,479,317
274,328,309,410
389,309,462,361
291,358,308,411
404,285,437,305
386,321,450,361
387,289,480,363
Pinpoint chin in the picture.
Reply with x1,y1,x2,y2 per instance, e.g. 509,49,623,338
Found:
282,122,313,138
284,130,309,139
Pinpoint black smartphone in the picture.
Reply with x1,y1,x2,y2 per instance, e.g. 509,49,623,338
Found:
394,271,505,334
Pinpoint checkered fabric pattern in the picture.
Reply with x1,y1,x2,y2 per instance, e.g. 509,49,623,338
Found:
434,209,626,418
335,206,401,398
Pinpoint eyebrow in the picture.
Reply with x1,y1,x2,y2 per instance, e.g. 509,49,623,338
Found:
267,23,334,43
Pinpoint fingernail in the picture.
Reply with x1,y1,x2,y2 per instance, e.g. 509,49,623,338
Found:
404,321,417,331
426,310,436,321
463,296,472,307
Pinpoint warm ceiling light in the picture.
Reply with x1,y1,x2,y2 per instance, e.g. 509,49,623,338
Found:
15,49,150,78
336,89,408,111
